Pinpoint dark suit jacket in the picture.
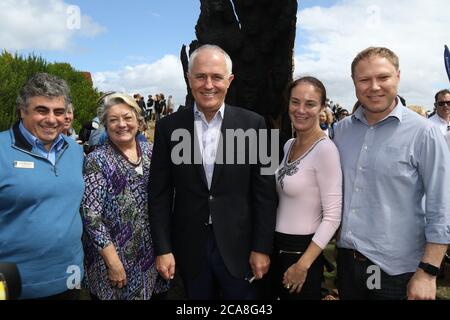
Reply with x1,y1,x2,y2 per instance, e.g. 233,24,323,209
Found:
149,105,277,279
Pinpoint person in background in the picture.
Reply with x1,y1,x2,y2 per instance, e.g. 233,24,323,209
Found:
319,109,334,138
429,89,450,135
0,72,85,299
154,94,162,121
337,109,349,121
81,92,168,300
146,94,154,122
270,76,342,300
62,103,79,141
159,93,167,117
166,95,174,115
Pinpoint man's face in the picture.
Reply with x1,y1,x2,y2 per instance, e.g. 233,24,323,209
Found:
353,56,400,123
63,108,74,131
187,49,234,117
20,96,66,149
435,93,450,121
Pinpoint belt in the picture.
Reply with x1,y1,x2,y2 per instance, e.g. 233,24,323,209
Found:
341,248,368,262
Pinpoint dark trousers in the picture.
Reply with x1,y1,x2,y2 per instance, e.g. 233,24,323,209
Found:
269,232,324,300
337,248,414,300
36,289,80,300
182,225,259,300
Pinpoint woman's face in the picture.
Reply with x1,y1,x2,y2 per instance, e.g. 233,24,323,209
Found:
289,83,324,133
63,108,74,130
319,111,328,124
106,103,139,146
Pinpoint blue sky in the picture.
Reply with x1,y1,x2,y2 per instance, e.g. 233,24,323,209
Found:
2,0,449,109
16,0,201,72
16,0,335,72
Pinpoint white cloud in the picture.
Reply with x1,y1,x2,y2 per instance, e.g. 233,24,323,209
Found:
295,0,450,111
0,0,105,51
92,55,187,107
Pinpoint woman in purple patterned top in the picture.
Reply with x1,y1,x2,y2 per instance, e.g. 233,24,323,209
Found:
81,92,168,300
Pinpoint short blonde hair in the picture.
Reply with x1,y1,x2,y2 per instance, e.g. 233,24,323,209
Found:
97,92,145,131
351,47,399,78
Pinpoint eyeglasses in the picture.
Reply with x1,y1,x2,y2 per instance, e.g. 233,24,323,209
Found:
436,101,450,107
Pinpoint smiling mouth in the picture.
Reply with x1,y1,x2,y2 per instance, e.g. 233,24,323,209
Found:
116,131,131,135
368,95,384,100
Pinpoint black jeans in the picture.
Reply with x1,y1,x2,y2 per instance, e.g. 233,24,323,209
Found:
36,289,80,300
337,248,414,300
269,232,324,300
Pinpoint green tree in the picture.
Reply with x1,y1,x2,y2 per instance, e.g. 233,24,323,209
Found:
0,51,100,132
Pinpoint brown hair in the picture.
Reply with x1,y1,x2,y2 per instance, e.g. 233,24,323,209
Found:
351,47,399,79
287,76,327,106
434,89,450,102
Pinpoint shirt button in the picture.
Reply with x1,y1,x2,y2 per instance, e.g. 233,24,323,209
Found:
352,209,356,213
359,166,363,171
364,146,368,150
355,188,360,192
209,195,214,200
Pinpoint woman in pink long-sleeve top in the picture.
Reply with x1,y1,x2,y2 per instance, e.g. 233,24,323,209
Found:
269,77,342,300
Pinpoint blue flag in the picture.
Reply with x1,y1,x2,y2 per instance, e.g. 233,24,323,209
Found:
445,45,450,82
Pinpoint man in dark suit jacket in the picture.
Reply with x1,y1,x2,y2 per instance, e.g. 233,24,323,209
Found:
149,44,277,299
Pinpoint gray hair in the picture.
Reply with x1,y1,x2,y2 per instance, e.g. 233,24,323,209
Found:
97,93,146,132
66,103,74,113
188,44,233,76
16,73,71,114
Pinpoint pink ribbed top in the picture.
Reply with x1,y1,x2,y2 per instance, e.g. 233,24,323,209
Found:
275,137,342,249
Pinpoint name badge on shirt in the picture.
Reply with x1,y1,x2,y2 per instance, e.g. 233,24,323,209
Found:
14,161,35,169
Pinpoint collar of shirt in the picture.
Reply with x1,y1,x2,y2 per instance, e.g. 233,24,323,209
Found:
430,113,450,125
353,97,402,126
19,121,65,156
193,103,225,124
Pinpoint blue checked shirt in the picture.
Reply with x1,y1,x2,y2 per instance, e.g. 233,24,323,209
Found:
334,102,450,275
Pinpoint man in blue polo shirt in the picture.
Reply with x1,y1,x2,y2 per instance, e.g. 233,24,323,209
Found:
0,73,85,299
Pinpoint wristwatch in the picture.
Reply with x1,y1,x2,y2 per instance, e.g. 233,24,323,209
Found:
418,262,440,276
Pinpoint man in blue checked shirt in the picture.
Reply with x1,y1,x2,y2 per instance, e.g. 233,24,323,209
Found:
333,47,450,300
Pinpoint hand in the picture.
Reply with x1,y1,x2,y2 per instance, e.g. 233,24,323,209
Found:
249,251,270,280
407,269,437,300
107,260,127,289
156,253,176,280
283,262,308,294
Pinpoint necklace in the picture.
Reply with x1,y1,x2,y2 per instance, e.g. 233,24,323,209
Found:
110,138,143,169
278,133,326,189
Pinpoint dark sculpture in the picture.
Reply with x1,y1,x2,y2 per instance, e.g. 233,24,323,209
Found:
181,0,297,144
